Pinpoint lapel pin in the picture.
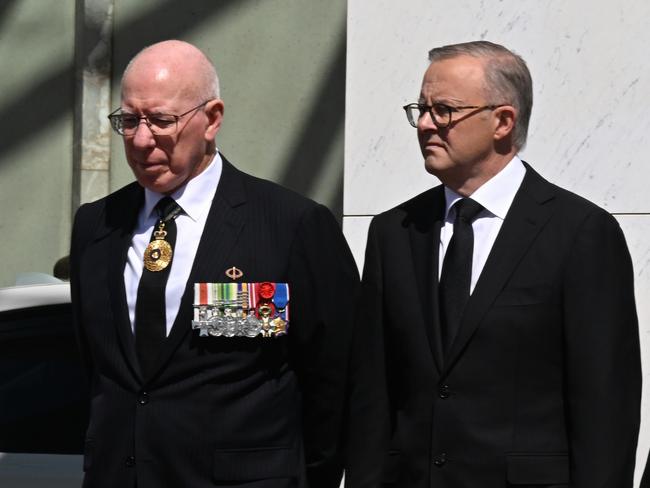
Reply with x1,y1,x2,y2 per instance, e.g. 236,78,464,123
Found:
225,266,243,281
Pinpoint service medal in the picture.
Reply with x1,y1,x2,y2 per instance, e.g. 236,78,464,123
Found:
223,308,238,337
258,282,276,300
258,303,274,337
270,316,287,335
272,283,290,335
241,315,262,337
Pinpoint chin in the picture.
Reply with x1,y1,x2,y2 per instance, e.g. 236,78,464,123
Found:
423,156,450,178
135,174,171,194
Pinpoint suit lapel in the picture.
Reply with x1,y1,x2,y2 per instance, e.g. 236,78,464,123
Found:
105,184,144,380
406,187,446,374
443,166,556,375
151,158,247,378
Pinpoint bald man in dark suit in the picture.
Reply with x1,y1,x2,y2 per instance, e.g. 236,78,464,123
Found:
71,40,358,488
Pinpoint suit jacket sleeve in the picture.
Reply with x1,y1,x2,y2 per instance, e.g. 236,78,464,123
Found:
287,203,360,488
563,209,641,487
70,202,100,381
344,217,389,488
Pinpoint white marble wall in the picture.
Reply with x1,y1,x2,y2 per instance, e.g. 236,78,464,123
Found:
344,1,650,485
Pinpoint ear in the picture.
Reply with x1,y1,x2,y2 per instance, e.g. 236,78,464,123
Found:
204,99,225,140
492,105,516,142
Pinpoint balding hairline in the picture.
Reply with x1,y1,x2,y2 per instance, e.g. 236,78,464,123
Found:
122,40,221,102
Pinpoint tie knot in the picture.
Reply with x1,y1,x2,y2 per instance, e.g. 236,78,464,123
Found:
454,198,483,224
155,197,182,222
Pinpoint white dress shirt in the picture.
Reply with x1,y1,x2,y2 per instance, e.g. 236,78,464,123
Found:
438,156,526,293
124,152,223,335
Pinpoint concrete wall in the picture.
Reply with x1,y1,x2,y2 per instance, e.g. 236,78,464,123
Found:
343,1,650,485
0,0,76,289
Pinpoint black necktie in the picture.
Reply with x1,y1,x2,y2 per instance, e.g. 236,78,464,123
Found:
135,197,181,378
439,198,484,353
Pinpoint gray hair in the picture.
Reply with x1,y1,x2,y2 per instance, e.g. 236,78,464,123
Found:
195,62,220,101
428,41,533,150
194,52,220,101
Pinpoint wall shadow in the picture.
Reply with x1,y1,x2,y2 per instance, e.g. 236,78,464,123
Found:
0,0,346,219
0,0,19,28
0,0,235,160
277,32,346,219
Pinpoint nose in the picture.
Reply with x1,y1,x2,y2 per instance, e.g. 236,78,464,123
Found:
131,119,156,148
417,110,437,131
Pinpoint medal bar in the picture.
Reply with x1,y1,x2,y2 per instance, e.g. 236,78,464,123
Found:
192,282,290,338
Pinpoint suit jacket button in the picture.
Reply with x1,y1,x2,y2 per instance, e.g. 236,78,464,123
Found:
125,456,135,467
433,452,447,467
439,384,450,399
138,391,149,405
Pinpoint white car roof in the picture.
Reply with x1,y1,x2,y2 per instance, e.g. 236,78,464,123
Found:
0,283,71,313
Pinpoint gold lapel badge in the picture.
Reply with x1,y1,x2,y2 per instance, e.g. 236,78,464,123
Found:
225,266,243,281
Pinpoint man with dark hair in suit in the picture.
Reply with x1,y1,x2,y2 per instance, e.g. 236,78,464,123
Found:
345,41,641,488
70,39,358,488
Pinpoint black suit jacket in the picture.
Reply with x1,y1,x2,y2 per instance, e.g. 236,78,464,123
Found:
346,164,640,488
70,158,359,488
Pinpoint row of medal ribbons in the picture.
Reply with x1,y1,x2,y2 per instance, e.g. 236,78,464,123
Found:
192,282,290,338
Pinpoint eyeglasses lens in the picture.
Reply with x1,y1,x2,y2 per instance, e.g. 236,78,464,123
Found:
110,114,178,135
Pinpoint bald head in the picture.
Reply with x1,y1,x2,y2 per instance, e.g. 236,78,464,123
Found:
122,40,220,103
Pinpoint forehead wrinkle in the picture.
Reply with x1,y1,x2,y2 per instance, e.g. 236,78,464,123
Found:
425,55,486,86
122,67,191,112
419,89,465,105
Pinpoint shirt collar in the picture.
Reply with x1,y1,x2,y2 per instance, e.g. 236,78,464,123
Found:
142,151,223,222
443,155,526,221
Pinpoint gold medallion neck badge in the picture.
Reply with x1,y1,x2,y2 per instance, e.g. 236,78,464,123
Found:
144,221,173,272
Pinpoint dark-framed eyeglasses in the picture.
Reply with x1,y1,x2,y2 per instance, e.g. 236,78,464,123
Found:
402,102,505,128
108,100,213,136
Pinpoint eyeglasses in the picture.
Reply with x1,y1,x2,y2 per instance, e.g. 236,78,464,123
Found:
108,100,213,136
402,102,505,128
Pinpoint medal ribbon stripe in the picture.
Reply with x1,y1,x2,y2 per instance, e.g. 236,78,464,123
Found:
240,283,248,318
227,282,237,302
215,283,221,304
193,284,200,323
250,283,258,310
273,283,290,321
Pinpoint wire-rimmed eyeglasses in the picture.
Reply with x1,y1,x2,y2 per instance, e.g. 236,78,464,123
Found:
108,100,213,136
402,102,505,128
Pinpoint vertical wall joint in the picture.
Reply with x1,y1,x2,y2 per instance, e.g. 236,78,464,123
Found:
73,0,114,214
